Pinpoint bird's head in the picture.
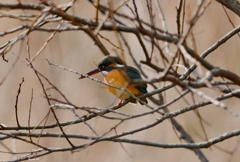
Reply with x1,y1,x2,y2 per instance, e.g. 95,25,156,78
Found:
79,56,126,79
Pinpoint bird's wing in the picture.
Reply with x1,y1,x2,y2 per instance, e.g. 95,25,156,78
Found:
121,66,148,94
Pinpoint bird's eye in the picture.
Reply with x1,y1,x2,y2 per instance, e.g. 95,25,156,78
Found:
99,65,106,70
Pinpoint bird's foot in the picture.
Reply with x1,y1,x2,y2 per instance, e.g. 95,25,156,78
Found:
117,100,123,107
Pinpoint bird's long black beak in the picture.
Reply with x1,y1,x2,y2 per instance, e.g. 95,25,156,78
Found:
79,68,100,79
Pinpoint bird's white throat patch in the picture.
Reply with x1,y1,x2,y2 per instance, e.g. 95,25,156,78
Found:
116,64,125,68
101,71,108,75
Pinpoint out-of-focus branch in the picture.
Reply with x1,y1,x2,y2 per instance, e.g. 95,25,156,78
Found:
215,0,240,17
2,128,240,149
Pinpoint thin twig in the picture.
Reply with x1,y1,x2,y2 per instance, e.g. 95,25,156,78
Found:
14,77,24,128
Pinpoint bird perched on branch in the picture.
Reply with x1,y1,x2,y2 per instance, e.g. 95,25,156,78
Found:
79,56,148,106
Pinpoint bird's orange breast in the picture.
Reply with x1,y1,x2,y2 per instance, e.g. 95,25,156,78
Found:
103,69,143,100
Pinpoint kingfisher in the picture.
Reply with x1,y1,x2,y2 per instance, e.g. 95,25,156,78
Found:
79,56,148,106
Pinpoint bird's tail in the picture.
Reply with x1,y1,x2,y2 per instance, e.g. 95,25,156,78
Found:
129,98,147,105
139,98,148,105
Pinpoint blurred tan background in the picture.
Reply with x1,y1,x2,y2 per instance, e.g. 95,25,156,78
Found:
0,0,240,161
